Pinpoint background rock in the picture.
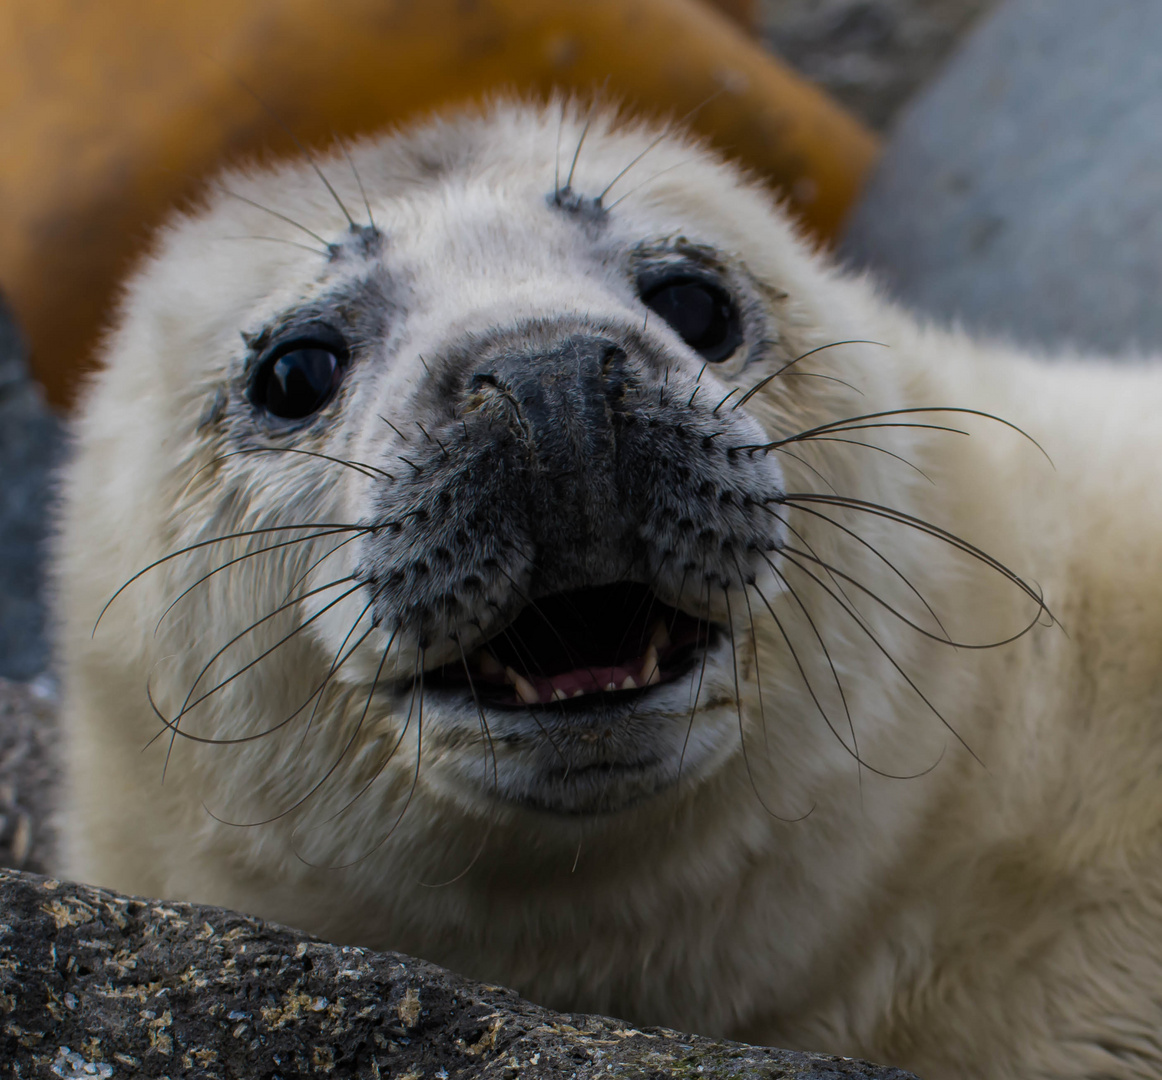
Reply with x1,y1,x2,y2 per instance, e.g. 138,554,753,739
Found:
0,297,63,682
0,867,918,1080
760,0,997,131
842,0,1162,354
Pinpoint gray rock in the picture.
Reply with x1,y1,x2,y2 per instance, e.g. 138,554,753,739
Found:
760,0,998,131
0,296,64,680
0,867,918,1080
842,0,1162,355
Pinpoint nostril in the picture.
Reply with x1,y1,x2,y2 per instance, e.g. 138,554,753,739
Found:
470,371,502,392
600,343,627,370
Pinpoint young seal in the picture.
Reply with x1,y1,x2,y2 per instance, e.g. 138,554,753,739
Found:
54,102,1162,1079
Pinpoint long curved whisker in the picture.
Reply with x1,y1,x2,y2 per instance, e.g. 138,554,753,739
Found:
744,407,1051,463
765,501,949,639
214,446,394,481
785,545,1045,649
204,626,401,828
154,530,359,633
796,435,936,483
733,341,887,411
779,551,980,766
172,581,366,725
216,235,331,257
777,493,1051,618
94,523,371,633
724,588,808,822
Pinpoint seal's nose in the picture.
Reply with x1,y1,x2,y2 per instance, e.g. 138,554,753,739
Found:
468,334,627,474
466,333,632,585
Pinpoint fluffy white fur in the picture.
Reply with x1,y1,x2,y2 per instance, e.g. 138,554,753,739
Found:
54,102,1162,1078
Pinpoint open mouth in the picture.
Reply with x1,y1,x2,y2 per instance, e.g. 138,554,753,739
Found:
426,582,714,708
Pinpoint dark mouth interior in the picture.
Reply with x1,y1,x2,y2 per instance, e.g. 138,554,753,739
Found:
426,582,713,708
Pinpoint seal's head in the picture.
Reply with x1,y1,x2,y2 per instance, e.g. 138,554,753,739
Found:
61,100,1002,957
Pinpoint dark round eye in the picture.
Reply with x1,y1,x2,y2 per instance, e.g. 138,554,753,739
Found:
641,277,742,363
252,340,346,420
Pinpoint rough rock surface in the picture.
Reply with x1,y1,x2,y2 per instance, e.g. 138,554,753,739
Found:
0,867,918,1080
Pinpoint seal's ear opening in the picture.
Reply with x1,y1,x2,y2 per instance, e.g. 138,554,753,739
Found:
424,582,712,708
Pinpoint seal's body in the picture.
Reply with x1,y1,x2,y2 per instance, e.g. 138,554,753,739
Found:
54,104,1162,1078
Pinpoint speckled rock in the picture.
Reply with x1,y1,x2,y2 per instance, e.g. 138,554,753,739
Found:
0,868,919,1080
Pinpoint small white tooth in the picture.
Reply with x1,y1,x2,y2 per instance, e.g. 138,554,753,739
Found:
604,682,618,692
552,688,569,702
620,675,638,690
645,664,662,686
640,644,660,685
505,667,539,705
479,650,503,676
650,619,671,649
572,689,585,698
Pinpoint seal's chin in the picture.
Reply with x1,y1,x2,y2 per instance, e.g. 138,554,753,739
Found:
421,582,727,814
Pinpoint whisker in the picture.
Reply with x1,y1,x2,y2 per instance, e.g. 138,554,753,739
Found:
724,587,806,822
765,501,949,639
94,523,371,633
338,138,376,229
733,341,887,411
204,626,401,828
215,184,334,251
777,493,1051,617
154,529,359,633
779,551,981,766
215,446,394,481
216,235,331,257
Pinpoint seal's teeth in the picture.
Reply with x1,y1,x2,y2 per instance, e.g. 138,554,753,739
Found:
604,682,619,692
649,619,671,649
572,689,585,698
551,688,569,702
620,675,638,690
478,650,503,676
640,644,659,685
505,666,539,705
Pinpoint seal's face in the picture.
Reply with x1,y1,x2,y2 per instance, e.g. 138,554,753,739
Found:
212,113,792,816
89,103,890,849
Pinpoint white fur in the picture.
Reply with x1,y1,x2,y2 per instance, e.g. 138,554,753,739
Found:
54,102,1162,1078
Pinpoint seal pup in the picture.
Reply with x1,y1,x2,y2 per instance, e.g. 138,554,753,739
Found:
54,101,1162,1079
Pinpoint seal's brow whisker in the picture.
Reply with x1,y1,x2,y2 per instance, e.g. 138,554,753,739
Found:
216,235,332,258
338,137,376,230
215,184,335,251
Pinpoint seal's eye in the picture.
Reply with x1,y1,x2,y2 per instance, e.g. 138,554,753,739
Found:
641,277,742,363
252,338,346,420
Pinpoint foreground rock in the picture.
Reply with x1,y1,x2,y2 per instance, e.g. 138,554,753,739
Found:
0,867,917,1080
